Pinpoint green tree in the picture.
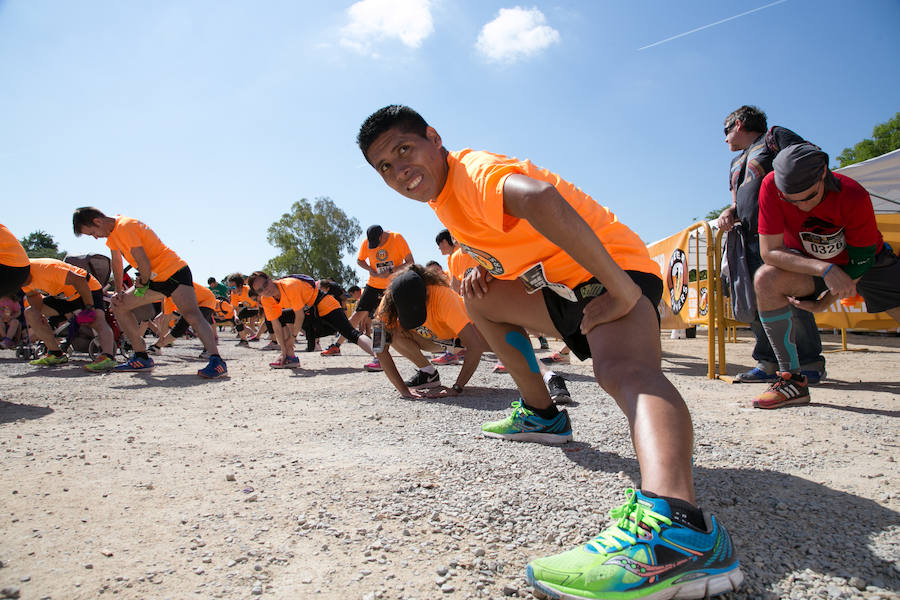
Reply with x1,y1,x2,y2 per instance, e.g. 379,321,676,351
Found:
264,197,362,285
20,230,66,260
837,112,900,167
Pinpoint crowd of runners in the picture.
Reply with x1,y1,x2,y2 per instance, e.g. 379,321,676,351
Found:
2,104,899,600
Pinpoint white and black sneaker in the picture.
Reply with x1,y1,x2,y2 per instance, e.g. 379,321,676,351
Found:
405,369,441,389
548,374,572,405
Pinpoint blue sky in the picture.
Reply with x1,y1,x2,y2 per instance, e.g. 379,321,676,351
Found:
2,0,898,285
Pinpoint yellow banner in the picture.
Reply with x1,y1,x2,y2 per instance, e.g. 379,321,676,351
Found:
647,225,712,329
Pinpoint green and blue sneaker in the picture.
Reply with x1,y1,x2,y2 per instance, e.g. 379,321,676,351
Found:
29,353,68,367
527,489,742,599
482,400,572,444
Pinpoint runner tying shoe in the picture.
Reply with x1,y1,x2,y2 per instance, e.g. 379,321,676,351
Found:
247,271,375,370
321,225,413,372
358,105,741,600
753,143,900,409
73,207,227,378
21,257,117,371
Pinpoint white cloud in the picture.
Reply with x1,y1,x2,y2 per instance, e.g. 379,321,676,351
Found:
340,0,434,56
476,6,559,63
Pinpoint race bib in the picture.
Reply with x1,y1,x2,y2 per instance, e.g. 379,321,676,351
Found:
375,260,395,274
519,263,577,302
800,229,845,259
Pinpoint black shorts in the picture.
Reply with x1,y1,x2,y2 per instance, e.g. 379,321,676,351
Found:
542,270,663,361
356,284,385,315
148,265,193,297
237,306,259,320
799,245,900,313
0,264,30,297
41,290,105,316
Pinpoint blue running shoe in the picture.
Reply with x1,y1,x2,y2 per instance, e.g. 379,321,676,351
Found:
114,354,155,372
482,400,572,444
198,355,228,378
527,489,743,600
733,366,776,383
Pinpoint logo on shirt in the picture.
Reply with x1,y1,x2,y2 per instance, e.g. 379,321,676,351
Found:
667,249,688,315
459,244,504,275
375,248,388,261
799,217,845,259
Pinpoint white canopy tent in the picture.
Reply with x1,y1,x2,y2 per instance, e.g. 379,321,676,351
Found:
834,148,900,213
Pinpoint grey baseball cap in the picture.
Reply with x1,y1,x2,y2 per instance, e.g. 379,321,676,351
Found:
773,143,828,194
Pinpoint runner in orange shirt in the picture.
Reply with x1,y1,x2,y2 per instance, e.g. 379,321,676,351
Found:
226,273,261,347
20,258,117,371
247,271,375,369
0,224,30,297
357,105,741,600
149,283,218,355
73,207,227,378
320,225,413,373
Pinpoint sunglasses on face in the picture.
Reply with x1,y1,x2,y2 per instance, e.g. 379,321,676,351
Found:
777,180,821,204
724,121,737,135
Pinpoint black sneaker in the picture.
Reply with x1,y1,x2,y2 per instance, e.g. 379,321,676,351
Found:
538,336,550,350
548,374,572,405
236,339,249,347
405,369,440,389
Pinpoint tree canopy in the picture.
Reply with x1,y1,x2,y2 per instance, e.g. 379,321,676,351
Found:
837,112,900,167
20,230,66,260
264,197,362,285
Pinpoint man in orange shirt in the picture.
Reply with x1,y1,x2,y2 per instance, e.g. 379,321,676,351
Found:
73,207,227,378
226,273,261,347
247,271,375,369
357,105,741,600
320,225,413,372
20,258,117,371
0,224,30,298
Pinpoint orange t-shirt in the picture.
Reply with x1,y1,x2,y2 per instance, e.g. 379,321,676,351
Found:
447,247,479,288
259,277,317,320
429,150,658,296
22,258,102,298
105,216,188,281
214,299,234,320
357,232,411,289
411,284,471,345
162,283,217,313
229,285,258,309
0,224,29,268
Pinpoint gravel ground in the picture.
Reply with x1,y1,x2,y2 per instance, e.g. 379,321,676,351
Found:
0,329,898,600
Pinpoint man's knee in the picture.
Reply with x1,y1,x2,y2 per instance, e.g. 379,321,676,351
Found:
753,264,782,295
592,358,659,397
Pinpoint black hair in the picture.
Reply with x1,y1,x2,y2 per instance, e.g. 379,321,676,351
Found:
207,277,217,285
724,105,767,134
347,285,361,294
435,229,452,246
226,272,245,287
247,271,270,292
357,105,429,161
72,207,107,236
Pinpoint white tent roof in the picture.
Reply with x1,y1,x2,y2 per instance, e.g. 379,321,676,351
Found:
835,148,900,213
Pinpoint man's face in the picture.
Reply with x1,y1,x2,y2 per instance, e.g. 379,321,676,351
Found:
79,218,110,239
252,278,277,298
365,126,449,203
437,240,453,255
777,171,826,212
724,119,746,152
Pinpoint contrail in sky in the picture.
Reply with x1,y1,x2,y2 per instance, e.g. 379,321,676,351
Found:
638,0,790,51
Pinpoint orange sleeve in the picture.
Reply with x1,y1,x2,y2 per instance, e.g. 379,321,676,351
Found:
433,286,470,338
357,240,369,262
0,224,29,267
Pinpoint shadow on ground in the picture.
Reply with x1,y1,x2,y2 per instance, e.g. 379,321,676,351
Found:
0,400,54,424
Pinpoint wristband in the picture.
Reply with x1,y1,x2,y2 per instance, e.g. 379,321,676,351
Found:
823,264,834,277
451,383,463,394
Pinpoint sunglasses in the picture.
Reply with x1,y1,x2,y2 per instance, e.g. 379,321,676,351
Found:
724,121,737,135
777,179,822,204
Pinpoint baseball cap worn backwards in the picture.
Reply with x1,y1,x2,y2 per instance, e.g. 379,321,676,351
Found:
391,269,427,330
367,225,384,248
774,143,829,194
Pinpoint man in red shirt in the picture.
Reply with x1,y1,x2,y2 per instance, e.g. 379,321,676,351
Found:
754,143,900,409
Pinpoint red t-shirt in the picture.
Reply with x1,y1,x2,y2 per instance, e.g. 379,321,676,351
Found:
758,172,882,265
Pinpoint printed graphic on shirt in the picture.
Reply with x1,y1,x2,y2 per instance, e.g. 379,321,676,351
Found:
667,249,688,314
459,244,504,276
799,216,846,259
519,263,578,302
374,248,395,274
413,325,456,348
